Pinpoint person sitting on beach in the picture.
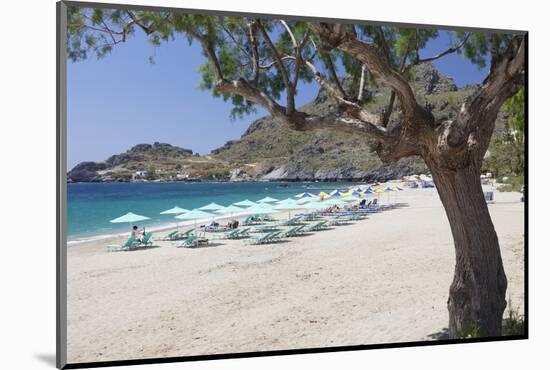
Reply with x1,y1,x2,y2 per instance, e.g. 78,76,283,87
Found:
132,225,145,241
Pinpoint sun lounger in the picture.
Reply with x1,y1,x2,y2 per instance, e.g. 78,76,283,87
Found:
302,220,328,232
244,231,282,245
235,227,251,237
327,218,352,226
259,214,276,222
160,230,180,241
276,216,304,226
175,235,209,248
243,215,264,226
107,235,137,252
134,232,154,248
220,228,250,240
202,224,228,232
279,225,306,238
254,224,280,233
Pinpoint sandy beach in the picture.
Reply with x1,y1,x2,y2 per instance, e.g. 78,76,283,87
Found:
66,187,525,364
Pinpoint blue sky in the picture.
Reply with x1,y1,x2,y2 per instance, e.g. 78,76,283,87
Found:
67,29,489,169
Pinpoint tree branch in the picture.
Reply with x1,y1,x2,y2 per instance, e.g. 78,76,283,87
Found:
257,20,295,113
404,33,471,73
382,42,411,127
310,22,432,126
321,50,348,98
247,22,261,84
447,35,525,152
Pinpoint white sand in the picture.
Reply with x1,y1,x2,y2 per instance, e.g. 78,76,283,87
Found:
66,188,525,363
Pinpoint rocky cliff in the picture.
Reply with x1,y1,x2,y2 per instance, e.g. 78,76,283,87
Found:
68,63,495,183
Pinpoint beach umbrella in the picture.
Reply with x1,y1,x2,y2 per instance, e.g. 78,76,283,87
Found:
199,202,225,212
244,203,276,214
296,197,316,205
273,200,301,219
277,197,298,205
110,212,150,224
364,188,373,194
214,205,246,215
301,201,326,209
294,192,314,198
233,199,257,207
175,209,214,232
159,206,189,231
318,191,330,200
110,212,150,233
160,206,189,215
257,196,279,203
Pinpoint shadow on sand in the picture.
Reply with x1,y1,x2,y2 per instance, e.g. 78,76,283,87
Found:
427,328,450,340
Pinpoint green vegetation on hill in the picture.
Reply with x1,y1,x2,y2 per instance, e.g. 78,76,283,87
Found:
68,64,519,183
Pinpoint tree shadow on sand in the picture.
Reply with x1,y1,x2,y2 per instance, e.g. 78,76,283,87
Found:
427,328,449,340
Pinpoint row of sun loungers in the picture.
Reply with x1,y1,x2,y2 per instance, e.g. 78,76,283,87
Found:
109,200,399,251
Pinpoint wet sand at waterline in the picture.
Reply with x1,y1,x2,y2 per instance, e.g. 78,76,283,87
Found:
66,187,525,363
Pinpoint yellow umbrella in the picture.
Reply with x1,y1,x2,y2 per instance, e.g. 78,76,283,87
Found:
318,191,330,200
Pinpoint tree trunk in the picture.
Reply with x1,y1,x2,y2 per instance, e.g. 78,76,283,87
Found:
428,162,508,338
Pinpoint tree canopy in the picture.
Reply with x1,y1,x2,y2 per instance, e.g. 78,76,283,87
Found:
67,7,516,121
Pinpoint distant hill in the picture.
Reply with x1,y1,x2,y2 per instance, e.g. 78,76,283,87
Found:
68,63,503,183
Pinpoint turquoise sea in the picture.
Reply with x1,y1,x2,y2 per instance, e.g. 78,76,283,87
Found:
67,181,358,242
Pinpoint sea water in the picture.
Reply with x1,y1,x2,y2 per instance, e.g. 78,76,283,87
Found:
67,181,357,243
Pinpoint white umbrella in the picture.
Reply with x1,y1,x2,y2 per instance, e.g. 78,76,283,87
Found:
214,205,246,215
244,203,276,214
273,200,301,219
110,212,150,234
257,196,279,203
199,202,225,211
233,199,257,207
160,206,189,230
175,209,214,232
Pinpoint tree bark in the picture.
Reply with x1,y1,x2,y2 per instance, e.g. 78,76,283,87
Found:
427,161,508,338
